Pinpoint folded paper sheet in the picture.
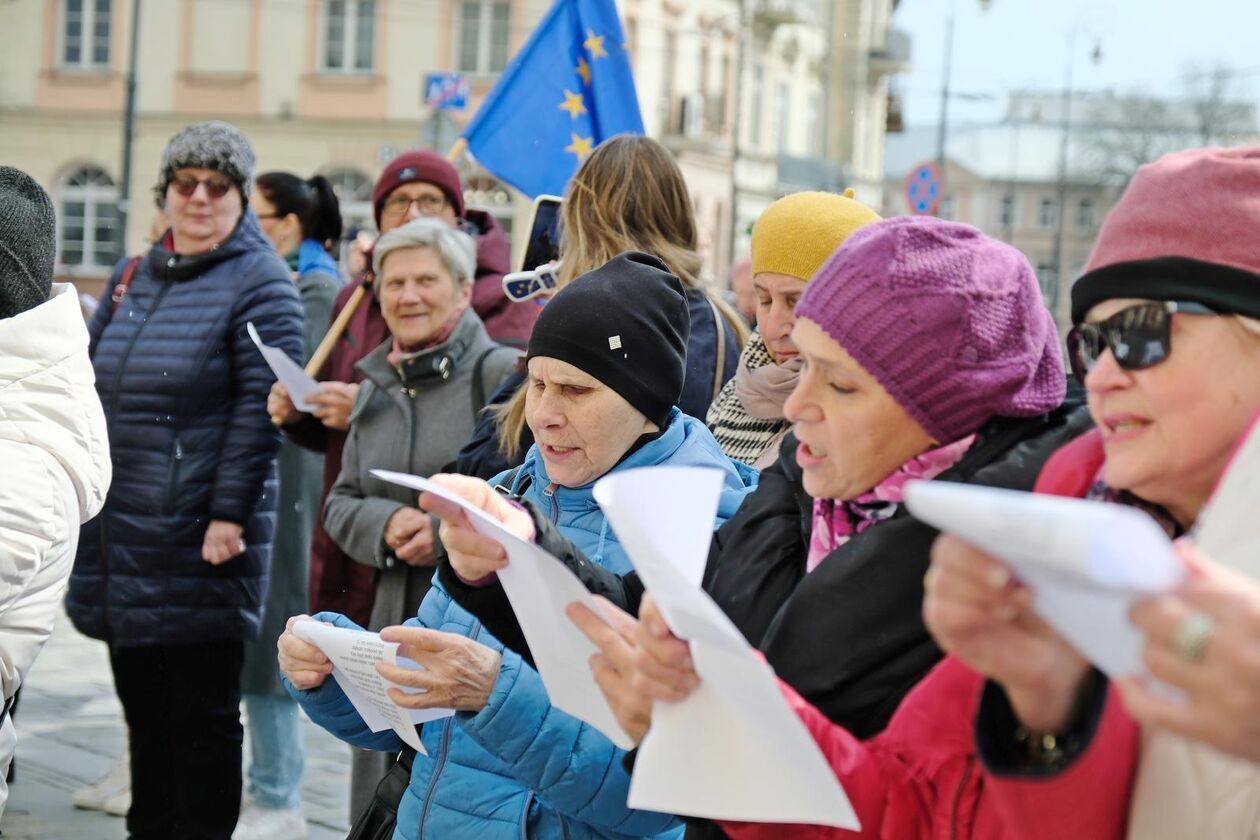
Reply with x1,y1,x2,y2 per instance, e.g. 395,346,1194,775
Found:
293,620,453,754
248,321,320,411
593,467,860,830
903,481,1187,679
370,469,636,749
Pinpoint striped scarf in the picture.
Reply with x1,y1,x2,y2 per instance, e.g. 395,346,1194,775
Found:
707,331,792,467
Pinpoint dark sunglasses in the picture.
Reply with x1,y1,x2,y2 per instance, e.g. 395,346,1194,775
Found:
1066,300,1216,381
170,173,234,199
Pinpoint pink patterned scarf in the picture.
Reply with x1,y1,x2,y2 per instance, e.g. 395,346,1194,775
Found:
806,435,976,573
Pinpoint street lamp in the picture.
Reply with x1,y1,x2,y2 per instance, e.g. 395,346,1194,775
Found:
935,0,992,183
1048,30,1102,326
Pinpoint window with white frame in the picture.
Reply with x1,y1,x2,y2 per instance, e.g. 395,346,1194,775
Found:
1076,197,1097,231
999,193,1016,230
938,194,956,221
1037,196,1059,230
805,91,821,158
748,64,764,150
457,1,510,75
774,82,789,154
59,166,120,272
61,0,112,69
323,167,374,267
323,0,375,73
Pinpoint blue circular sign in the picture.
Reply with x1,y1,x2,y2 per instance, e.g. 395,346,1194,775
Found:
904,161,943,215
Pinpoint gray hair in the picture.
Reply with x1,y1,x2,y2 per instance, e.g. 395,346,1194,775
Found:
372,217,476,290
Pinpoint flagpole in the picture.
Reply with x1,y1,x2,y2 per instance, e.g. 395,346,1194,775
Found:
273,138,469,425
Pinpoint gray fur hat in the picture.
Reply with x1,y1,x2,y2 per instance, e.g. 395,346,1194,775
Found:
155,120,256,202
0,166,55,320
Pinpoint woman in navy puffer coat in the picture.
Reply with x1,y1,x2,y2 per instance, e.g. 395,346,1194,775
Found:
67,122,303,840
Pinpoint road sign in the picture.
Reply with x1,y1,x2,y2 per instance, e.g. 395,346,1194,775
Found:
424,73,469,111
904,161,943,215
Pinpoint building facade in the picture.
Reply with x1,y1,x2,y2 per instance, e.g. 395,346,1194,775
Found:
731,0,907,264
883,90,1258,328
2,0,905,299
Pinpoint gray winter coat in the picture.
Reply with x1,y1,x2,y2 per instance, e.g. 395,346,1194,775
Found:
242,256,341,696
323,308,518,630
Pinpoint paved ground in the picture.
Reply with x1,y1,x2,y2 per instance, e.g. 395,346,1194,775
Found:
2,609,352,839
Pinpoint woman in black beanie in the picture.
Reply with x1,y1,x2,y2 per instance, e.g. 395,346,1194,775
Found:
276,252,756,839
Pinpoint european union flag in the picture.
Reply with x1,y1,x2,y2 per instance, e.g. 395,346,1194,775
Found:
461,0,644,198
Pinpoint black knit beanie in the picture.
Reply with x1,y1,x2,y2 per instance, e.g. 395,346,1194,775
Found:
0,166,55,320
527,251,690,428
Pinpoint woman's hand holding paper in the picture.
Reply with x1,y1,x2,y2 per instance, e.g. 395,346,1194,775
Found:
567,594,700,745
377,625,502,712
923,534,1090,733
277,614,334,690
419,473,536,582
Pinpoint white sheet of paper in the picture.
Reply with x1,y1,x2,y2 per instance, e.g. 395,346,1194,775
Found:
369,469,637,749
593,467,860,830
293,620,455,755
903,480,1187,678
248,322,320,412
592,467,748,653
1197,414,1260,577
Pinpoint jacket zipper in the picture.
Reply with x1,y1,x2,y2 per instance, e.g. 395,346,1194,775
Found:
543,482,560,523
947,760,973,840
418,619,483,838
100,278,175,639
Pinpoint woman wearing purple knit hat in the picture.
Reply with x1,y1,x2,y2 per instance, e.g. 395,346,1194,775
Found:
426,214,1089,826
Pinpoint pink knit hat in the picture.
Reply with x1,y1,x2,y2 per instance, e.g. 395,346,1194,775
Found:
795,216,1065,444
1072,146,1260,323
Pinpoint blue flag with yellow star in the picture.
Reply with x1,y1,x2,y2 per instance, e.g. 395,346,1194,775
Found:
461,0,643,198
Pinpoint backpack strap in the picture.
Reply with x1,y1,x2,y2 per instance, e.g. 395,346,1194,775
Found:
470,345,520,420
110,256,144,316
706,295,729,403
491,465,532,498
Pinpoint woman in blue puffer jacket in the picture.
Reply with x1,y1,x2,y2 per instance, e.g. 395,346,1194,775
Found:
68,122,303,839
280,252,757,838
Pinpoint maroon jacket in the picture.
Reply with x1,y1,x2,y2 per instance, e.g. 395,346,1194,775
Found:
466,208,538,347
286,211,537,624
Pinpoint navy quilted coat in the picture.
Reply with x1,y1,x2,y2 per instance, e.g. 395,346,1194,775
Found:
67,213,304,647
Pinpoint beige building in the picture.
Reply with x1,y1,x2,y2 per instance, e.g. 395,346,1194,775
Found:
1,0,904,299
0,0,562,299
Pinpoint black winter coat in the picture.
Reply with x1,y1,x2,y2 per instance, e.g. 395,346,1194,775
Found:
68,213,304,647
441,393,1093,738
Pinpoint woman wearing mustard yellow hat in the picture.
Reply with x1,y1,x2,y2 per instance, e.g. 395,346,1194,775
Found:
708,189,880,467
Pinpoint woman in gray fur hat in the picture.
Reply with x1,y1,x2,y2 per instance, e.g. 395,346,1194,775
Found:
66,121,304,840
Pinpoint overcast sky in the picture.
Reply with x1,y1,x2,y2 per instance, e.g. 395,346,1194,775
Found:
890,0,1260,129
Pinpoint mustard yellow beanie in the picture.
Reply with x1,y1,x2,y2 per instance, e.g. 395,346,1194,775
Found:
750,188,881,282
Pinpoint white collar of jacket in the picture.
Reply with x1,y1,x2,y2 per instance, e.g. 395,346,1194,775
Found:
0,284,111,522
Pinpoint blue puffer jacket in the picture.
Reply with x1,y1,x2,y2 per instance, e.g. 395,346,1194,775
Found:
289,410,758,839
67,212,304,646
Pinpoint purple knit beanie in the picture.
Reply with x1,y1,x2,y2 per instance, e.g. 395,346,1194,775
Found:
795,216,1065,443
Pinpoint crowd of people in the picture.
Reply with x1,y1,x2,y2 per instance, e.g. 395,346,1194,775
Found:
0,117,1257,840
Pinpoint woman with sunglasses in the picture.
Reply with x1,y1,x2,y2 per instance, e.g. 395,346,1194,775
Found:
66,122,304,840
922,146,1260,839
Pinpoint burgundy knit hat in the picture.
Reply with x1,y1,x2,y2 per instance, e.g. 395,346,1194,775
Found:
371,150,466,228
795,216,1065,444
1071,147,1260,323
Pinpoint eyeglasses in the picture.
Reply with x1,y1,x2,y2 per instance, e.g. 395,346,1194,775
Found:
382,193,449,219
1066,300,1216,381
170,173,234,199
